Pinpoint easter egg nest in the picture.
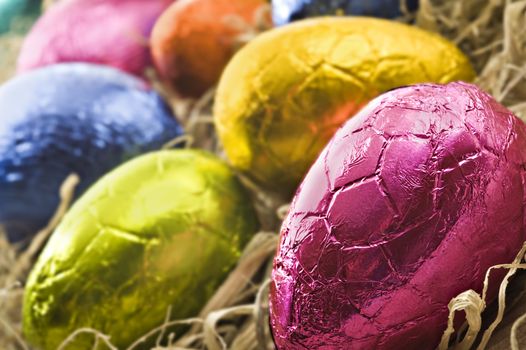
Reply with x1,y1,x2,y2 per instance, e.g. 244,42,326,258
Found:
1,0,526,349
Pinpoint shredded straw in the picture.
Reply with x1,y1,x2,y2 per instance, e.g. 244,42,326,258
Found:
438,244,526,350
2,1,526,349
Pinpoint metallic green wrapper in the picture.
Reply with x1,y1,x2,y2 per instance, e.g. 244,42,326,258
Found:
23,149,259,349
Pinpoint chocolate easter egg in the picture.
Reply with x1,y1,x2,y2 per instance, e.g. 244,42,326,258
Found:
0,63,183,242
214,17,476,196
23,149,259,350
17,0,172,76
151,0,271,97
272,0,419,26
269,82,526,349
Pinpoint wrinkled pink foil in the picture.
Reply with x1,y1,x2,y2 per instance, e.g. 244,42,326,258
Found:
17,0,172,76
270,82,526,349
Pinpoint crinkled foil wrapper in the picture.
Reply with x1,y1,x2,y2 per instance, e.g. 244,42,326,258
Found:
270,82,526,349
214,17,476,196
17,0,172,76
151,0,270,97
0,63,183,242
23,150,259,350
272,0,419,26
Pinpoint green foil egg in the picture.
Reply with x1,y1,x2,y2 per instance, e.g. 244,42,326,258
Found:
23,149,259,349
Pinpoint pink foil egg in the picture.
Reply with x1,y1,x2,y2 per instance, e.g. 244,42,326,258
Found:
17,0,173,77
269,82,526,349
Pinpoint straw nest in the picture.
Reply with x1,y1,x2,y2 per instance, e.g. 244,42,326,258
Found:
1,0,526,349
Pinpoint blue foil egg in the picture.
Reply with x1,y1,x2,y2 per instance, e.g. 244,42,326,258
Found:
272,0,419,26
0,63,183,242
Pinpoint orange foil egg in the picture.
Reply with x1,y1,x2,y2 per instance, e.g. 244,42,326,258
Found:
151,0,271,98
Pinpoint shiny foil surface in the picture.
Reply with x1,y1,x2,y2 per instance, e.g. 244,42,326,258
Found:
214,17,476,197
23,149,259,350
151,0,270,97
272,0,419,26
270,82,526,349
0,63,183,242
17,0,172,76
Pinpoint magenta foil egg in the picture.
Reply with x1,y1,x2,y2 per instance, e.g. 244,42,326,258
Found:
17,0,173,77
269,82,526,349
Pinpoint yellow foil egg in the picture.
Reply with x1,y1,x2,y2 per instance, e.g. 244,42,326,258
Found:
23,149,258,350
214,17,476,196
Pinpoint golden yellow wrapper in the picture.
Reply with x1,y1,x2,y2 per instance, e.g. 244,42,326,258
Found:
22,150,258,350
214,17,476,196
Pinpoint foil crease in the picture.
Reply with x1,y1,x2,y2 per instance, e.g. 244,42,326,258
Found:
214,17,476,196
269,82,526,349
0,63,183,242
22,150,259,350
272,0,420,26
